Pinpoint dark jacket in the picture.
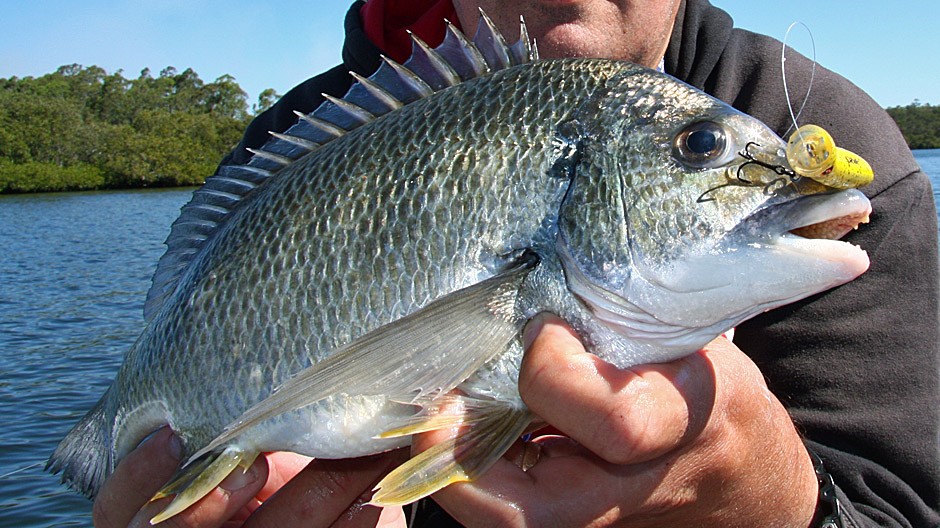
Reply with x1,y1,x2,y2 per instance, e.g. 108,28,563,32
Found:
218,0,940,525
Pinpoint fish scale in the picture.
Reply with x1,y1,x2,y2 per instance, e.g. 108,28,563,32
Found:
141,59,606,440
49,13,873,523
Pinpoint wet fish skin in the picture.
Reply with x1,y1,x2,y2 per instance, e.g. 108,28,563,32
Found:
49,52,871,514
154,59,633,452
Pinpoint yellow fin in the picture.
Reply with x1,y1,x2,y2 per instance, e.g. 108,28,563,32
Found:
371,440,473,505
377,395,467,439
370,397,532,506
377,412,467,439
149,454,214,502
150,446,256,525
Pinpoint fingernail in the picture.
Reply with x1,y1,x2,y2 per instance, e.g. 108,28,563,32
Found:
219,461,261,492
523,313,547,350
165,432,183,461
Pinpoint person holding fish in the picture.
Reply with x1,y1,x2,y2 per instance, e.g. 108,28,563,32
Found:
83,0,939,527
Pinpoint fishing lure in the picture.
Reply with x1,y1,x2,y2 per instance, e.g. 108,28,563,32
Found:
696,22,874,204
786,124,874,189
779,23,873,189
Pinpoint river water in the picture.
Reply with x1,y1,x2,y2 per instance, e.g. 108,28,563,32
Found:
0,151,938,526
0,188,192,526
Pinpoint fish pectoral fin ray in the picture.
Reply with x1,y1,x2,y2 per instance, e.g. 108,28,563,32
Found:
377,394,469,439
149,446,257,525
370,397,533,506
191,252,539,462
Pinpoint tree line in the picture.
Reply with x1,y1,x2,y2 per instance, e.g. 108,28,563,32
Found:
0,64,278,193
885,101,940,150
0,64,937,194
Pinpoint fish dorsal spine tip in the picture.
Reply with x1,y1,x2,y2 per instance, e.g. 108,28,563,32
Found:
143,11,537,322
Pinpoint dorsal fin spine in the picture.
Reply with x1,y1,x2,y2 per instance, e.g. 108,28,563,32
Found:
321,93,375,125
349,71,404,113
511,16,539,64
221,164,273,181
144,12,537,322
210,176,257,191
294,111,346,138
473,9,512,70
246,148,293,167
269,131,319,152
378,56,434,102
440,20,490,79
403,30,462,90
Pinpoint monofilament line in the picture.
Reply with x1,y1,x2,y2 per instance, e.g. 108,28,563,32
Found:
0,461,44,479
781,21,817,138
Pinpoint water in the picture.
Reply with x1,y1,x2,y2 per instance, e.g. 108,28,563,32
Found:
0,188,193,526
920,149,940,224
0,152,939,527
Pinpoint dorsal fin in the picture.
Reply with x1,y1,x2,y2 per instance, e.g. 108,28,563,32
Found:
143,12,538,322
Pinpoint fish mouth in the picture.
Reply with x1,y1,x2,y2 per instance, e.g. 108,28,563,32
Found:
783,189,872,240
555,189,873,359
747,189,872,277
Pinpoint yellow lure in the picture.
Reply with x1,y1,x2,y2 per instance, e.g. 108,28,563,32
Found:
786,124,874,189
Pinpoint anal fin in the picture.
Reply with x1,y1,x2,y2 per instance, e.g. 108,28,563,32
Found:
369,396,533,506
149,446,257,525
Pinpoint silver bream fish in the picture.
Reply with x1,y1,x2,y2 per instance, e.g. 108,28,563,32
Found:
49,15,872,522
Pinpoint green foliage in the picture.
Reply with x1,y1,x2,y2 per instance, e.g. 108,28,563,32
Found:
0,159,104,193
0,64,271,193
886,101,940,150
254,88,280,115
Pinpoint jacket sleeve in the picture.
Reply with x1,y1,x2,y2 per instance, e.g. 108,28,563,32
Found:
732,35,940,526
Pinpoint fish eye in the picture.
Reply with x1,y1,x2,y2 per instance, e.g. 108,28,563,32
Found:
672,121,734,169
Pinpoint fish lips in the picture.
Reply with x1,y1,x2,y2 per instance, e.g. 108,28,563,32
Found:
728,188,872,283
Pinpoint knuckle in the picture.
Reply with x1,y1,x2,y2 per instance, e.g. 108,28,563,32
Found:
588,405,646,464
518,360,553,404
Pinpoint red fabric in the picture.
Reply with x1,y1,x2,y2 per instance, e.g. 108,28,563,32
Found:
360,0,460,63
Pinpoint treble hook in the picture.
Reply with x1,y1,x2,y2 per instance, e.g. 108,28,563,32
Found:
737,142,800,185
696,142,802,204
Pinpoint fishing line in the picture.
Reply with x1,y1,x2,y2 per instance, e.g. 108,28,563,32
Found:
781,21,818,138
0,461,44,479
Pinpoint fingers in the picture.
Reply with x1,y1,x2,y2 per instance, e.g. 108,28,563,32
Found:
243,450,409,528
415,430,650,527
519,313,716,464
128,455,269,528
93,424,272,528
255,452,312,503
425,317,818,527
93,426,181,528
92,432,407,528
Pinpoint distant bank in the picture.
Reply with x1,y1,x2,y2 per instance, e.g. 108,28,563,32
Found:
885,103,940,150
0,64,275,195
0,65,936,195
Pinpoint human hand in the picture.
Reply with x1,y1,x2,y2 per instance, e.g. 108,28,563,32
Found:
91,426,408,527
415,313,820,527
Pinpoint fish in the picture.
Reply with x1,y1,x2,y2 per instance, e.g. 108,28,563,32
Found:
47,12,873,523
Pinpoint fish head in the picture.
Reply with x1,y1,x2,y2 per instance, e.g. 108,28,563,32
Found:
557,66,871,357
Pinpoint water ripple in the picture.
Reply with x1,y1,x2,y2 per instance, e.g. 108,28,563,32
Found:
0,188,192,526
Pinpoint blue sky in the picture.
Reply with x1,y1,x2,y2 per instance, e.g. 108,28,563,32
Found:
1,1,936,109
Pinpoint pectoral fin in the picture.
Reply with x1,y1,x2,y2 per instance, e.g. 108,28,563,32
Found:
370,395,533,505
192,252,539,462
377,394,472,438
